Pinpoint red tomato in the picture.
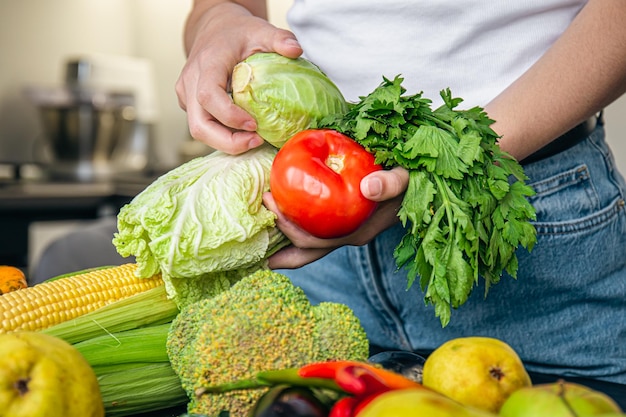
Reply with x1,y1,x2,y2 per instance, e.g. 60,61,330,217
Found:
270,129,382,239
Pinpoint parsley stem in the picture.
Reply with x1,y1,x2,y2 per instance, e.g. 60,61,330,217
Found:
433,174,455,245
423,114,455,136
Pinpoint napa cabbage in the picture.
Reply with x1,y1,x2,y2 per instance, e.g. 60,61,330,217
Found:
113,144,289,307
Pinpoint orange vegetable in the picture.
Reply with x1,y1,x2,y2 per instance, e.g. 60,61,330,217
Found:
0,265,28,295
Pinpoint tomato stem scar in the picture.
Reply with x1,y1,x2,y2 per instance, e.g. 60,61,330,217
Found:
325,154,345,174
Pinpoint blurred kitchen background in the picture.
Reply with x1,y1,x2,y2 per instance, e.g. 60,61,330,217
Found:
0,1,623,279
0,0,290,278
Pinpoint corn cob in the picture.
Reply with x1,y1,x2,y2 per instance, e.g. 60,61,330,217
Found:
42,284,179,344
38,272,185,416
0,263,163,333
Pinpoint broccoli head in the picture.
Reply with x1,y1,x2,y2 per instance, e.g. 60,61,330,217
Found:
166,269,369,417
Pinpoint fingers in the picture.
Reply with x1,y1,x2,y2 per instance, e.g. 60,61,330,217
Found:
176,10,302,154
176,56,265,154
183,97,263,154
263,189,403,269
263,192,342,249
361,166,409,201
267,246,334,270
263,191,338,269
185,89,264,154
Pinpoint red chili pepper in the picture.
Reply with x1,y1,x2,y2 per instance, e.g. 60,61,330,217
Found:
298,360,351,380
328,396,359,417
334,364,421,396
351,393,381,417
299,360,421,395
298,360,424,417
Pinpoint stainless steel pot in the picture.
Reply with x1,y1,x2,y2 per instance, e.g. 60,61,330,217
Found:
25,86,151,181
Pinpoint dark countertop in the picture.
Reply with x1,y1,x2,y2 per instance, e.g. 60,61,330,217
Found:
0,170,161,268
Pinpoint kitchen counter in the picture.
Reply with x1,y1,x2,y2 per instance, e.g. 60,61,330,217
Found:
0,170,161,268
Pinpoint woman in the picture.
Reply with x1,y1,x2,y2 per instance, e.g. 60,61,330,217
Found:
177,0,626,403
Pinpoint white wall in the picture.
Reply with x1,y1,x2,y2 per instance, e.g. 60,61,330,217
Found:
604,104,626,174
126,0,194,165
268,0,291,29
0,0,192,168
0,0,624,172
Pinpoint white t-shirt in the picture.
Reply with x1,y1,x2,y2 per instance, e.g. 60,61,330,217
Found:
287,0,587,107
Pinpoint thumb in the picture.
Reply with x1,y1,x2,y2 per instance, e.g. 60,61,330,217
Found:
361,167,409,202
271,29,303,58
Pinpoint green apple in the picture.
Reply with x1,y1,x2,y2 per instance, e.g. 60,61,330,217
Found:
499,381,622,417
422,337,531,413
357,388,498,417
0,332,104,417
594,415,626,417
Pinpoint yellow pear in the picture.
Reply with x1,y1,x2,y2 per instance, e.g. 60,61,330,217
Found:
422,336,531,413
357,387,498,417
0,332,104,417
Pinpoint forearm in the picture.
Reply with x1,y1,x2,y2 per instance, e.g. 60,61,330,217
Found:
486,0,626,161
184,0,267,55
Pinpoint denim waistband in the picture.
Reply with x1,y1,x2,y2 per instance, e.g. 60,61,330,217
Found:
521,112,603,164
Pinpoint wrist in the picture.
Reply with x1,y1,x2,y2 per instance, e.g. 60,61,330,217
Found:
184,2,252,55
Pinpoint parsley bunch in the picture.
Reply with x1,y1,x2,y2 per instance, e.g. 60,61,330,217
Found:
319,76,537,327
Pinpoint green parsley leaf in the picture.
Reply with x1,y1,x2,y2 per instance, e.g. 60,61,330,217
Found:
320,75,537,327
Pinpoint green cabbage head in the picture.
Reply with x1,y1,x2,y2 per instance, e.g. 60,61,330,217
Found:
112,144,289,307
232,52,349,148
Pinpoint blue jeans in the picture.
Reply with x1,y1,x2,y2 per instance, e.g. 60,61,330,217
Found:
281,123,626,389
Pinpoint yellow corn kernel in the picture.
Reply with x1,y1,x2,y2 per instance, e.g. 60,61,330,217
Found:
0,263,163,333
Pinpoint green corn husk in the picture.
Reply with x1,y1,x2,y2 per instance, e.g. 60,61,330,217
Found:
74,323,171,374
97,362,187,417
72,322,186,416
39,282,186,416
42,284,179,344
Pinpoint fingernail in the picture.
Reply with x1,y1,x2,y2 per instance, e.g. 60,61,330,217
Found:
248,136,264,149
284,37,301,49
363,177,382,198
243,120,257,131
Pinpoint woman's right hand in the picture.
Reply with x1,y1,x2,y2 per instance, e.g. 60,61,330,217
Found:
176,1,302,154
264,167,410,270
